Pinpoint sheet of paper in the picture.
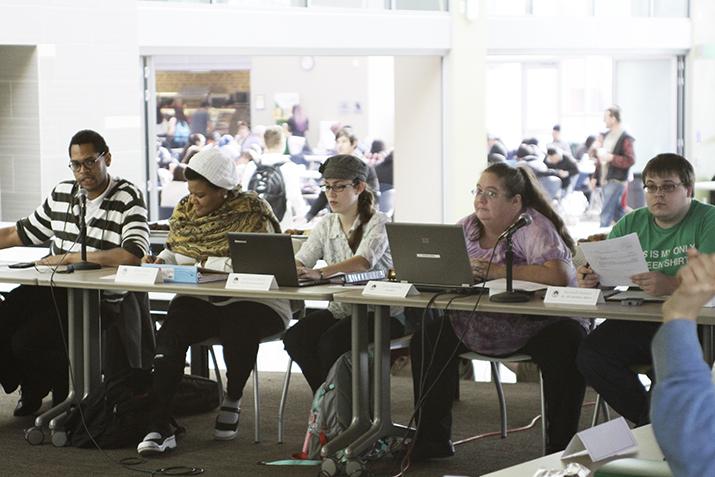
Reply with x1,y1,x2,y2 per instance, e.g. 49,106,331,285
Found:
485,279,549,292
0,246,48,266
578,233,649,287
562,416,637,462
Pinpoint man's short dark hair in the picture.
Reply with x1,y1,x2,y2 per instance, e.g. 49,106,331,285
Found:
68,129,108,157
546,147,560,156
606,105,621,123
553,124,561,132
642,153,695,194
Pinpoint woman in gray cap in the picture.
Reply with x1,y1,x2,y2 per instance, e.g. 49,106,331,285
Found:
283,154,404,393
137,148,291,456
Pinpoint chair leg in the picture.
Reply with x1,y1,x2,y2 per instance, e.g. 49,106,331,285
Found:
538,371,546,456
592,394,611,427
491,362,508,439
207,345,224,404
277,358,293,444
253,362,260,443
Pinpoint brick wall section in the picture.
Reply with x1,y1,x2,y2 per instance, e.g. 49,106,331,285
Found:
156,71,250,99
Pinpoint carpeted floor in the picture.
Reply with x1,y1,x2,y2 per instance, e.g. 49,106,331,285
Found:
0,371,603,477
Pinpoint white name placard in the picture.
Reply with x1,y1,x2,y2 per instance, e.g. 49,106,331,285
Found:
362,281,418,298
544,286,604,306
225,273,278,291
115,265,161,285
562,416,637,462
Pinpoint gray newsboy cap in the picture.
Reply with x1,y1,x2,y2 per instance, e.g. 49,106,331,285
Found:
319,154,368,182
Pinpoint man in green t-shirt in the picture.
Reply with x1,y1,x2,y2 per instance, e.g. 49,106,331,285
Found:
576,153,715,426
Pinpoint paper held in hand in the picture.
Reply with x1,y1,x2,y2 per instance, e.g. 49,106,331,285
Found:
578,233,649,287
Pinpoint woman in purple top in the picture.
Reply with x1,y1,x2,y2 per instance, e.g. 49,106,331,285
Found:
410,162,587,460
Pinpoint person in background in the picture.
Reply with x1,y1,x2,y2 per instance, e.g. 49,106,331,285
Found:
487,134,509,159
0,129,150,416
598,105,635,227
179,133,205,164
168,105,191,149
548,124,572,157
190,100,212,136
576,153,715,427
286,104,309,138
651,250,715,477
137,148,289,456
410,162,586,459
283,155,404,393
544,147,579,193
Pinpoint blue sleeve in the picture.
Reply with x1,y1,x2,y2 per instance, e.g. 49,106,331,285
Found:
651,319,715,476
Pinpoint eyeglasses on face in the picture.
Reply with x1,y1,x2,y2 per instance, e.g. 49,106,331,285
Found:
470,187,499,200
320,183,355,193
643,182,682,195
68,152,105,172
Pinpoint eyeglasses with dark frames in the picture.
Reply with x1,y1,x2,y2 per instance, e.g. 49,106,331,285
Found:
68,152,105,172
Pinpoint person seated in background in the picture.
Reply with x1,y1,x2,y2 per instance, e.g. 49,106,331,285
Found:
179,133,205,164
487,133,509,159
305,128,380,222
410,162,587,460
283,155,404,393
138,148,290,456
0,129,150,416
651,250,715,477
514,143,564,201
547,124,572,157
545,147,579,194
576,153,715,427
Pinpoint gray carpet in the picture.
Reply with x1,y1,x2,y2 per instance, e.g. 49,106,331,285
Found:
0,372,602,477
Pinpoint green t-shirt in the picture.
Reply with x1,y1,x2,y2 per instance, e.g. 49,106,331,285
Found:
608,200,715,277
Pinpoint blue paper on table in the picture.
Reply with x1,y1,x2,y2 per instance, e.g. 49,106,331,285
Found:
141,263,228,284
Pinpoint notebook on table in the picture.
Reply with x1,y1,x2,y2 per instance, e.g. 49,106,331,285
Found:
385,223,485,293
227,232,330,287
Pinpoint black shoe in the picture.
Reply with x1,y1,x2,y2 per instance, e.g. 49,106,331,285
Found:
13,395,42,417
406,440,455,462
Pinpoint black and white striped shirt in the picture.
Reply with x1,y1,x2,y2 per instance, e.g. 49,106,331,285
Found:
16,177,150,260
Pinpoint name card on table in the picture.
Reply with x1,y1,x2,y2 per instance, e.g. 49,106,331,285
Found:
362,281,418,298
115,265,161,285
562,416,637,462
226,273,278,291
544,286,604,306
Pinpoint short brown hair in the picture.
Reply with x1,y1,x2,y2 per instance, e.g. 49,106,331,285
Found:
642,153,695,196
263,126,284,150
606,105,621,123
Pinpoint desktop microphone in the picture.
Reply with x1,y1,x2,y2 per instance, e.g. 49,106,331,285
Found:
499,213,533,239
68,188,101,272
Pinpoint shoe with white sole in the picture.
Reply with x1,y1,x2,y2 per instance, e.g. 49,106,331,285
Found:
137,431,176,456
214,407,240,441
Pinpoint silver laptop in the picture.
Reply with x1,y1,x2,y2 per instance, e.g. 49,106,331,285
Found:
386,223,482,292
227,232,329,287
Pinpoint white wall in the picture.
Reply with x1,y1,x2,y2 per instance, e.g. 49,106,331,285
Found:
249,56,370,148
0,46,40,220
0,0,145,221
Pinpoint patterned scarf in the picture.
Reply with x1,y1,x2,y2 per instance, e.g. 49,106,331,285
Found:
167,191,281,260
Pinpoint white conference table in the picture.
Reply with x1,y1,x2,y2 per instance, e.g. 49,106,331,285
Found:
0,264,348,446
327,289,715,472
482,424,665,476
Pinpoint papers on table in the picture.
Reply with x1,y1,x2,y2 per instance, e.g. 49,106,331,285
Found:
485,279,549,297
578,233,649,287
0,246,48,266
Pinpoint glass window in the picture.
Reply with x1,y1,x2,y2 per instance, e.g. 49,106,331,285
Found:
594,0,631,17
394,0,448,11
486,63,522,149
653,0,688,17
533,0,591,17
524,65,559,144
487,0,527,16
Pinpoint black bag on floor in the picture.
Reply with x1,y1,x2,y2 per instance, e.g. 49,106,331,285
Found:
66,370,155,449
170,374,220,416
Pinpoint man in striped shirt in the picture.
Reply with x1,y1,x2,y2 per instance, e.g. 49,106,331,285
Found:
0,129,150,416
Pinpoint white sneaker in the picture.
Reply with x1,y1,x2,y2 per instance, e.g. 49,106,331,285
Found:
137,431,176,456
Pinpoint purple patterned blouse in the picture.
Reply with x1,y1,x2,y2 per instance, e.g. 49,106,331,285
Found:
450,207,586,355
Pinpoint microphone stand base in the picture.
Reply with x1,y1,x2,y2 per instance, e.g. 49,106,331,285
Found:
68,261,102,272
490,290,531,303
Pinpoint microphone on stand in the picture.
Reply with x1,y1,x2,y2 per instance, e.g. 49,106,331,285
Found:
67,188,102,272
490,213,533,303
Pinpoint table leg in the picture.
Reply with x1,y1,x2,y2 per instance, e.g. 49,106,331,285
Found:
28,289,84,443
321,303,371,458
83,289,101,397
345,305,412,459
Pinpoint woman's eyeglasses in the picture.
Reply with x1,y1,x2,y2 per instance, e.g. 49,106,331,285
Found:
320,183,355,193
470,187,499,200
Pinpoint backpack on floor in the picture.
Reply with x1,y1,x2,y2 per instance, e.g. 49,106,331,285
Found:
248,164,287,221
170,374,220,416
66,370,160,449
294,352,374,460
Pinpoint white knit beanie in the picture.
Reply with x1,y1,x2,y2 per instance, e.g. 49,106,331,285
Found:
186,147,239,190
